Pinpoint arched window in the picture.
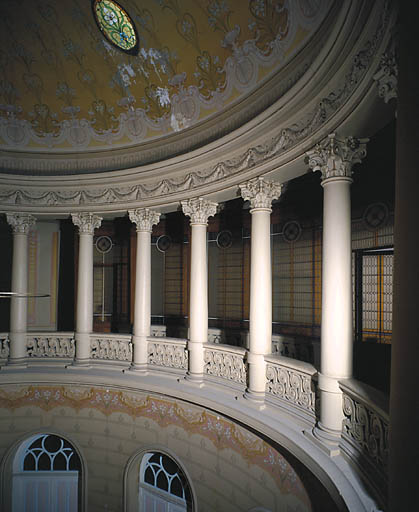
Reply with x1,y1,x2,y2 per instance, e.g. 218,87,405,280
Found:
139,452,193,512
12,433,81,512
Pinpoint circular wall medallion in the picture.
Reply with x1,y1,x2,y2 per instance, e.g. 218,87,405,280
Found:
93,0,139,54
156,235,171,253
363,202,389,231
282,221,302,243
95,235,113,254
216,230,233,249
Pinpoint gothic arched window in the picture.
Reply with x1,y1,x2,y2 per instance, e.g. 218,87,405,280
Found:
12,433,82,512
139,452,193,512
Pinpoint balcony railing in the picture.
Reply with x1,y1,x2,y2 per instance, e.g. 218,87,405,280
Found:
0,330,389,511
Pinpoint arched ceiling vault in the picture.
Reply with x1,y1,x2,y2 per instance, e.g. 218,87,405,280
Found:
0,0,397,215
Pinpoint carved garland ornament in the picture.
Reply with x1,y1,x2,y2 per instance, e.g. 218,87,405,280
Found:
266,364,316,413
0,2,391,208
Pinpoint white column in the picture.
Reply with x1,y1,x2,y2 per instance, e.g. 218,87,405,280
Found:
240,177,282,401
181,197,217,382
307,133,367,441
128,208,160,371
71,212,102,364
6,213,36,364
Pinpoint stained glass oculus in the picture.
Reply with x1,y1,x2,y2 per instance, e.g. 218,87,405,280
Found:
93,0,138,54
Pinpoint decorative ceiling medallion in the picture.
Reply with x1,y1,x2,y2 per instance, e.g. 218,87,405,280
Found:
93,0,138,54
363,202,389,231
282,221,302,243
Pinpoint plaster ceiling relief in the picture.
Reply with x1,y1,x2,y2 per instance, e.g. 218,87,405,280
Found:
0,0,333,158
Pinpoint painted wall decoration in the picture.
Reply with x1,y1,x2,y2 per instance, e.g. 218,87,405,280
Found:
0,0,333,151
0,384,312,511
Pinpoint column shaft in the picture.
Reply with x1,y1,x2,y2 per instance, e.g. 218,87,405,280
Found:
240,177,282,400
6,214,35,364
132,230,151,366
306,133,367,440
182,198,217,382
72,213,102,363
128,208,160,371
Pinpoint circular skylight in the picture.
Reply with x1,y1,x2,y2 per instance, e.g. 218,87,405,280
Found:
93,0,138,54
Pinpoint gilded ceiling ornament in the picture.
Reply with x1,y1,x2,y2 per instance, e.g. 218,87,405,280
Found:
93,0,139,54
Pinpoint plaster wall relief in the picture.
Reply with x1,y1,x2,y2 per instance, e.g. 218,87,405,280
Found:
0,0,333,153
0,384,312,512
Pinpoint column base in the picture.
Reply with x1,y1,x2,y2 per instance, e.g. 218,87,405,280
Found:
66,358,91,369
125,363,148,374
243,388,266,409
185,372,205,387
308,422,341,456
1,357,28,370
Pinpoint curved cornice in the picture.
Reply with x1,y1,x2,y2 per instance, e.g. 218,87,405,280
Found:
0,0,396,214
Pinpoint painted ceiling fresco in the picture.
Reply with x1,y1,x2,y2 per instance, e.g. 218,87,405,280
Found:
0,0,332,151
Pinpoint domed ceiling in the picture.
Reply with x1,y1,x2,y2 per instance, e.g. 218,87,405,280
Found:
0,0,333,162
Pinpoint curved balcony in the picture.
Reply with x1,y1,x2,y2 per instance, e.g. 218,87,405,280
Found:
0,331,388,512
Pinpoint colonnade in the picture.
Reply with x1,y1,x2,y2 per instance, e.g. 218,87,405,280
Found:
4,133,367,446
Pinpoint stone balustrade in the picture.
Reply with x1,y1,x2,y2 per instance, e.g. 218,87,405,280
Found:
27,332,75,359
148,337,188,370
340,379,389,505
265,354,317,418
90,334,132,362
0,328,390,508
0,333,9,363
204,343,247,385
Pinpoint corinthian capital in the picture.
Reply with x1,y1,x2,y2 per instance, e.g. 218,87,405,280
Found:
239,177,282,210
128,208,160,232
71,212,102,234
6,213,36,234
181,197,218,225
306,133,368,181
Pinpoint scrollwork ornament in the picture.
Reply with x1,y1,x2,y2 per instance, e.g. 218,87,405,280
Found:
266,363,315,413
373,48,397,104
181,197,218,225
71,212,102,234
204,349,246,384
128,208,160,232
239,176,282,210
148,341,188,369
306,133,368,181
6,213,36,234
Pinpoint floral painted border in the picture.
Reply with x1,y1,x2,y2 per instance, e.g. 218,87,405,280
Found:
0,384,311,507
